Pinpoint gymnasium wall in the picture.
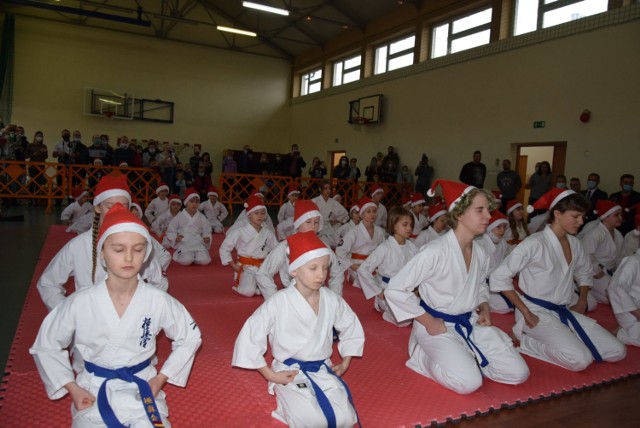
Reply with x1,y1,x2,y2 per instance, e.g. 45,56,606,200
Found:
289,18,640,194
10,16,292,179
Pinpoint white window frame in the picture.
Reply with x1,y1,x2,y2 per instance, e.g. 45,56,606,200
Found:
333,54,362,87
431,8,492,59
514,0,609,36
374,34,416,75
301,68,322,96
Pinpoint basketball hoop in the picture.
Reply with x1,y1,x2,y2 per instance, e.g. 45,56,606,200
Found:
352,117,370,125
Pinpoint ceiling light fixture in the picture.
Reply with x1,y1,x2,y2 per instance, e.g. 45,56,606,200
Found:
217,26,257,37
242,1,290,16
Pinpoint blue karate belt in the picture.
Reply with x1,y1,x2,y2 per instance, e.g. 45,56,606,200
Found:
499,292,515,309
381,276,391,284
283,358,361,428
419,300,489,368
84,359,165,428
522,293,603,362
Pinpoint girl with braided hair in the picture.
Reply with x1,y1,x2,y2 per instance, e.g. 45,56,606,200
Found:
37,175,168,312
31,203,201,427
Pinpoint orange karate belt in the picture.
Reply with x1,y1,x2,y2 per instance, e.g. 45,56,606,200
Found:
235,256,265,286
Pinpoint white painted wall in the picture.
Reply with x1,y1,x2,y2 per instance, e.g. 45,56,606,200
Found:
11,16,292,180
290,19,640,195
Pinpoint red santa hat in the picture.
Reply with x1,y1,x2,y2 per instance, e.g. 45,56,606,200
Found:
287,231,332,274
491,190,502,203
401,193,412,208
169,194,182,206
294,199,323,231
487,210,508,232
349,204,360,215
97,203,152,262
506,200,523,215
526,188,575,213
94,174,131,206
130,196,143,219
358,197,377,214
287,186,300,199
119,162,129,168
410,192,426,207
427,180,476,211
156,183,170,195
253,189,265,199
71,185,88,201
244,194,266,215
428,202,447,222
370,185,384,198
207,186,219,198
183,187,200,205
594,200,621,220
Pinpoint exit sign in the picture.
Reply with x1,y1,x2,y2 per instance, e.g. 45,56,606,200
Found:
533,121,546,128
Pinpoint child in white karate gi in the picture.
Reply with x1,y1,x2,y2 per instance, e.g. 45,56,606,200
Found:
408,193,429,240
336,197,386,288
37,174,168,311
144,183,170,224
386,180,530,395
220,194,279,296
609,248,640,346
480,210,514,314
579,200,624,303
491,188,627,371
336,204,360,243
370,185,388,228
151,194,182,248
232,231,365,427
198,185,228,234
61,186,93,233
31,203,201,428
503,201,530,248
276,186,300,240
130,196,172,275
358,206,418,326
228,190,275,234
166,187,212,266
256,200,345,299
413,201,448,249
312,180,349,248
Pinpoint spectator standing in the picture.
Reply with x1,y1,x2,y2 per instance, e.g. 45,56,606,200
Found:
459,150,486,188
332,156,350,180
570,177,582,193
113,136,135,167
158,142,178,193
142,140,159,167
281,144,306,178
194,165,213,199
365,157,379,182
496,159,522,211
25,131,49,198
381,146,400,183
308,157,327,179
414,154,434,195
610,174,640,236
527,160,552,204
348,158,361,181
189,144,202,174
582,173,608,223
398,165,413,187
223,150,237,173
200,152,213,177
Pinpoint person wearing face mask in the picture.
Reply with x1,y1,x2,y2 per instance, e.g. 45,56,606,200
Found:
142,141,159,168
332,155,350,180
113,136,135,167
554,175,567,189
582,173,608,223
25,131,49,200
610,174,640,236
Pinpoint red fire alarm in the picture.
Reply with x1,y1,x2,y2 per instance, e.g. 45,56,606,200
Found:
580,109,591,123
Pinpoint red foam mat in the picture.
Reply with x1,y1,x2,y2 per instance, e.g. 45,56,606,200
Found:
1,225,639,427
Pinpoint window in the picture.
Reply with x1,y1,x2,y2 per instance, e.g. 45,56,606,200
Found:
514,0,608,36
333,55,362,86
374,34,416,75
301,68,322,96
431,8,492,58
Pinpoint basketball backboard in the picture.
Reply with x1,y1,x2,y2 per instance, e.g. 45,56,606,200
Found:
349,94,383,124
84,87,134,120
